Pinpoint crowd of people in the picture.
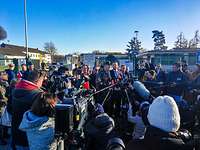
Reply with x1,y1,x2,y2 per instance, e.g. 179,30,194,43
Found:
0,60,200,150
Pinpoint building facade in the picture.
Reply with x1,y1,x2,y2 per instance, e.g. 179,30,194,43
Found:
0,43,51,68
138,48,200,71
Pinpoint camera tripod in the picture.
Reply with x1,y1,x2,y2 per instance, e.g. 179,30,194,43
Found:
94,83,131,137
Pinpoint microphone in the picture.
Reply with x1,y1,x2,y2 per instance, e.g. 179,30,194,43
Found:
133,81,151,101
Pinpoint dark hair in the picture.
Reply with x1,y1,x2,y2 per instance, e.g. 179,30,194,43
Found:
31,93,56,117
121,64,126,68
82,64,89,70
173,63,181,68
104,62,110,66
149,70,156,76
21,63,26,67
27,69,45,83
58,66,69,74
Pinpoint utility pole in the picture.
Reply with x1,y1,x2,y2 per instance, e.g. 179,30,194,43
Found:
24,0,29,64
133,30,139,76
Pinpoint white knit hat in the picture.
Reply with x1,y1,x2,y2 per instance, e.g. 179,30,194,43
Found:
147,96,180,132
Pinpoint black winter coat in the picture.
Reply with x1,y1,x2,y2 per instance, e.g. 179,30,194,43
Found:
12,82,42,147
144,126,194,150
167,71,188,96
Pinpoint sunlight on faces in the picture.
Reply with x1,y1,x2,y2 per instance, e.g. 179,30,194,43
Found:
113,62,119,70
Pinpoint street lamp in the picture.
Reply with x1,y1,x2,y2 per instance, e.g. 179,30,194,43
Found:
132,30,139,76
24,0,29,64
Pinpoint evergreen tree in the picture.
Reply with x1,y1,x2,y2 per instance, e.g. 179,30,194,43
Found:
174,32,188,48
152,30,167,50
126,31,142,55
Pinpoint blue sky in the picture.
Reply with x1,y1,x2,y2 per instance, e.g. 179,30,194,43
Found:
0,0,200,54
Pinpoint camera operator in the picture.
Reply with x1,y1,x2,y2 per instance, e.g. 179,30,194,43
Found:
84,104,115,150
12,70,45,150
19,93,57,150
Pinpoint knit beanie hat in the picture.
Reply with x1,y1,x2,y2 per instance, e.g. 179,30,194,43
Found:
147,96,180,132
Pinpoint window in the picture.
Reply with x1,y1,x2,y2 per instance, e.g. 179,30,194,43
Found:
188,55,196,65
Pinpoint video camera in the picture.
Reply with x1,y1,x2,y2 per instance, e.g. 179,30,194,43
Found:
54,89,95,149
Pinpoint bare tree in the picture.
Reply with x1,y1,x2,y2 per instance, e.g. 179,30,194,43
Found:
44,41,57,56
0,26,7,41
174,32,188,48
189,30,200,48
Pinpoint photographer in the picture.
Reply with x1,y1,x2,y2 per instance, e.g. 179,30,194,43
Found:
127,96,195,150
12,70,45,150
84,104,115,150
144,96,194,150
19,93,57,150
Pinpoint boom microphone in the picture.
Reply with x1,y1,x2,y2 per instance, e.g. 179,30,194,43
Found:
133,81,151,101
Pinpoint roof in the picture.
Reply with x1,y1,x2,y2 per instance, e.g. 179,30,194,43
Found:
138,48,200,57
0,43,49,56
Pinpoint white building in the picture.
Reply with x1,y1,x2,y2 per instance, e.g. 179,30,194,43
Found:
80,52,133,71
0,43,51,68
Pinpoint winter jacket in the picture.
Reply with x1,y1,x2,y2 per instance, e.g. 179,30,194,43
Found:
156,70,166,82
5,69,16,84
84,113,115,150
110,69,121,83
167,71,188,96
17,70,29,80
19,111,56,150
144,126,194,150
12,79,42,147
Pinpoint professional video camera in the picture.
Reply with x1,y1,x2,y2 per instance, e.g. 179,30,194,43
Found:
54,88,95,149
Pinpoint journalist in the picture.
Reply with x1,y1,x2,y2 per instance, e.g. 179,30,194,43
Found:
144,96,194,150
19,93,57,150
12,70,45,150
84,104,115,150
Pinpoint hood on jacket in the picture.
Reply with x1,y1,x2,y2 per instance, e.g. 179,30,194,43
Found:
13,80,42,102
15,79,39,91
19,111,49,131
85,113,115,135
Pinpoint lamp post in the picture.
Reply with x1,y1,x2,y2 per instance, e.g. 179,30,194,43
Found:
132,30,139,76
24,0,29,65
